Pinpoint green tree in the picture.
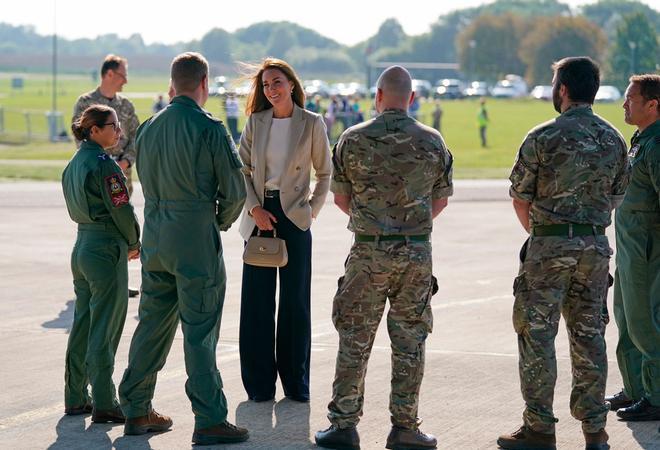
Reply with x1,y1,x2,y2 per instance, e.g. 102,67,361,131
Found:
519,16,607,85
609,13,659,88
456,14,529,80
200,28,233,63
581,0,660,41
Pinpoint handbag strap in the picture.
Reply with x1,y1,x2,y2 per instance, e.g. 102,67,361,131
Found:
256,228,277,238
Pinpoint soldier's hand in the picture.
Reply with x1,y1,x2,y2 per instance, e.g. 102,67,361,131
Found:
252,206,277,231
117,159,130,172
128,248,140,261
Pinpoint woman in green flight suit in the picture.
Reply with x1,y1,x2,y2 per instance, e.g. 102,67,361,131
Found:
62,105,141,423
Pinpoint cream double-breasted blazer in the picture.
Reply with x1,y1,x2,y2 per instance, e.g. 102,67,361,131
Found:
238,104,332,240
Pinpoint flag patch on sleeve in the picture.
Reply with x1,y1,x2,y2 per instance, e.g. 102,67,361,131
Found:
104,174,129,207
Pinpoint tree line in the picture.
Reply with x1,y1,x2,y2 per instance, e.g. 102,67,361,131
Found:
0,0,657,88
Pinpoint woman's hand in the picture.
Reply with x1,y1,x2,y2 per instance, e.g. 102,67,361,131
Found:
252,206,277,231
128,248,140,261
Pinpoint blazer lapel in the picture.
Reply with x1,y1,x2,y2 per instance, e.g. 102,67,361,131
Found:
284,104,306,171
254,109,273,194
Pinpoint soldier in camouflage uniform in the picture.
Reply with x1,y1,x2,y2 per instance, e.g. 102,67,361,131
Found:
498,57,629,450
315,66,453,450
72,54,140,195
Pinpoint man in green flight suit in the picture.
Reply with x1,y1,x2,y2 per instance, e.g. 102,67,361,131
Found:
117,52,248,445
606,74,660,422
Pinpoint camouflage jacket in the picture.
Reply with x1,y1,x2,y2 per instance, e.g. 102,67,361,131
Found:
331,109,453,235
509,104,629,227
72,88,140,165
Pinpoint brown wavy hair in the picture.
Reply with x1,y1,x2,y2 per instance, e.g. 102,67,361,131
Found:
71,104,115,141
242,57,305,115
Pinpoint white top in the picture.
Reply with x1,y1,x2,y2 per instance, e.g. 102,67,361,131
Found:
225,98,240,118
264,117,291,189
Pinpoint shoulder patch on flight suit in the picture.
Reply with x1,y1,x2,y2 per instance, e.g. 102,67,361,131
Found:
97,153,109,161
104,174,129,207
223,133,243,169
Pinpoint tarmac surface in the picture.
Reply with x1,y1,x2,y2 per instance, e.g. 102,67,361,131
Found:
0,180,658,450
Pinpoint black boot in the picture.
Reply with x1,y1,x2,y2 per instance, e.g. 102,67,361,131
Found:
315,425,360,450
605,390,634,411
616,398,660,421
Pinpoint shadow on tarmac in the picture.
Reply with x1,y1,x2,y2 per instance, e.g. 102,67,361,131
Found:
625,420,660,449
47,413,119,450
42,299,75,332
235,397,312,448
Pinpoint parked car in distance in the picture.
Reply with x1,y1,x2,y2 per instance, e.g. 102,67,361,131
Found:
209,76,228,97
595,85,622,102
492,74,528,98
303,79,331,98
332,82,368,98
434,79,465,99
530,85,553,101
464,81,489,97
412,79,432,98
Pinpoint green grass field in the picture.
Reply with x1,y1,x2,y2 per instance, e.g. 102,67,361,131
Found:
0,72,636,181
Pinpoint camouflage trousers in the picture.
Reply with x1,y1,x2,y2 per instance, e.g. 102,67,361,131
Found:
327,241,434,429
513,235,611,434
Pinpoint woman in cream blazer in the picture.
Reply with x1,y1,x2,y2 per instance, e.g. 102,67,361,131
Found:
238,58,332,403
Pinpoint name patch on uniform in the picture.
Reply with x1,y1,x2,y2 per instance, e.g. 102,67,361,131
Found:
628,144,640,158
104,174,129,207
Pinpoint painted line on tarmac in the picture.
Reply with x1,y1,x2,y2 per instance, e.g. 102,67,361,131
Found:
432,294,511,310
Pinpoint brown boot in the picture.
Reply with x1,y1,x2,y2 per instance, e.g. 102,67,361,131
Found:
386,425,437,449
124,410,173,435
192,421,249,445
497,425,556,450
92,406,125,423
584,429,609,450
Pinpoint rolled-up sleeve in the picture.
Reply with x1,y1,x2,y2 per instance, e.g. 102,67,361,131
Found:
330,134,352,195
433,148,453,199
509,134,539,202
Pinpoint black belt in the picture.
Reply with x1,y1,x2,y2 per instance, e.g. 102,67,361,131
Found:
532,223,605,237
264,189,280,198
355,234,430,242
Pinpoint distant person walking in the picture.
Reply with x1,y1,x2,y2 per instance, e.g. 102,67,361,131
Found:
62,104,140,424
152,94,167,113
432,100,443,134
477,97,488,147
225,93,241,141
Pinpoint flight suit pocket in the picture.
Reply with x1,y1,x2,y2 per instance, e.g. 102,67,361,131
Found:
512,273,529,334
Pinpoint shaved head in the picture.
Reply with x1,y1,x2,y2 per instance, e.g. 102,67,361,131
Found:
377,66,412,99
375,65,414,113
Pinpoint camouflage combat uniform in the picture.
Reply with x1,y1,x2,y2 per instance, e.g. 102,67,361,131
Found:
72,88,140,194
509,104,629,434
327,108,453,430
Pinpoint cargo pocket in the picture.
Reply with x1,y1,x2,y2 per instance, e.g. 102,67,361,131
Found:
198,285,219,313
512,273,529,334
416,276,436,333
331,276,346,328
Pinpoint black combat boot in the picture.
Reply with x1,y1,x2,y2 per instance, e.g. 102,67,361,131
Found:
616,398,660,421
605,390,634,410
386,425,437,449
315,424,360,450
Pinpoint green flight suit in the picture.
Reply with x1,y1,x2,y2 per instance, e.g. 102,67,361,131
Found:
613,119,660,406
118,95,246,430
62,140,141,411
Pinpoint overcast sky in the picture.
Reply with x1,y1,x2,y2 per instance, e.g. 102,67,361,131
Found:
4,0,660,46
